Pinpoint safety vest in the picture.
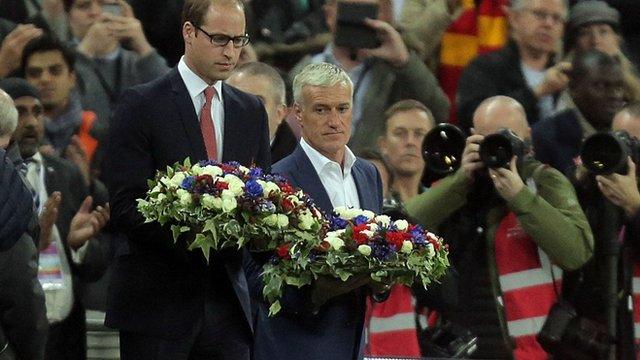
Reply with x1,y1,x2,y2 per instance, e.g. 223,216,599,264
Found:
632,263,640,348
364,285,421,357
495,212,561,360
77,110,98,162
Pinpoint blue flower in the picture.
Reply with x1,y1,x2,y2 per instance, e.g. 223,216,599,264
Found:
245,179,263,198
328,215,348,230
180,176,196,190
410,227,426,245
249,167,262,179
353,215,369,226
371,241,393,261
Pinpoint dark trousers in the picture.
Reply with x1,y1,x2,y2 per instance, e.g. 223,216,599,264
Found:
119,294,251,360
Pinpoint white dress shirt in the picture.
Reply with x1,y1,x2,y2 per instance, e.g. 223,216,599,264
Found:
177,56,225,161
300,138,361,209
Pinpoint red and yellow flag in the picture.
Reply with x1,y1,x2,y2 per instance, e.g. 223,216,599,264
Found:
439,0,509,124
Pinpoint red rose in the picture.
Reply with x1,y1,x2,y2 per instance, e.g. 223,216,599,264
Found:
220,164,235,173
315,241,331,253
277,243,291,260
196,174,214,185
385,231,405,249
281,198,294,212
279,183,294,194
215,181,229,190
352,224,369,245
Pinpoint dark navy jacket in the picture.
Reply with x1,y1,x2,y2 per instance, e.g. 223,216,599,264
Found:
250,145,383,360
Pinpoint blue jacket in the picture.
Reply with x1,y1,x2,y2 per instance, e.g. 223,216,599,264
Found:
532,109,584,178
250,145,383,360
0,147,33,251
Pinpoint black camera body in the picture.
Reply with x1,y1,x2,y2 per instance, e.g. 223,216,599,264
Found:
422,123,466,175
334,2,380,49
421,321,478,358
479,128,525,169
580,130,640,175
537,301,611,360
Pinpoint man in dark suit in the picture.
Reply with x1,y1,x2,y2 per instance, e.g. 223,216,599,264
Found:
2,77,110,360
103,0,270,359
249,62,383,360
226,61,298,163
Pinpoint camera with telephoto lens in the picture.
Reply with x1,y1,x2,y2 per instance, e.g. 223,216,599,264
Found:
479,128,525,169
537,301,612,360
422,123,466,175
580,130,640,175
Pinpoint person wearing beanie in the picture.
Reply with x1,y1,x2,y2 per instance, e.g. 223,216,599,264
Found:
0,84,48,360
562,0,640,106
1,76,111,360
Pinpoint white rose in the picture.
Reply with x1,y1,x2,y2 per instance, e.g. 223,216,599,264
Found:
191,164,203,175
375,215,391,227
201,165,223,177
298,210,315,230
264,214,278,227
263,181,281,196
362,210,375,220
401,240,413,254
221,196,238,212
358,244,372,256
367,223,379,232
200,194,216,210
221,189,235,200
324,236,344,250
170,172,187,187
176,189,192,206
156,193,166,202
361,230,375,238
225,175,245,195
277,214,289,228
333,206,349,218
394,219,409,231
239,165,250,174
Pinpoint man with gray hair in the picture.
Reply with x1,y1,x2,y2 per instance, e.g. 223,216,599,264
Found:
226,62,298,163
249,62,384,360
457,0,570,131
0,88,48,360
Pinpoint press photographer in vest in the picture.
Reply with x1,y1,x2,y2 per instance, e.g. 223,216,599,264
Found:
405,95,594,359
558,102,640,359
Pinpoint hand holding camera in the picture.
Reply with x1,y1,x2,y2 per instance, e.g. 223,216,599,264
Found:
596,158,640,218
488,156,525,202
459,133,484,181
78,0,152,58
534,61,572,99
357,18,409,68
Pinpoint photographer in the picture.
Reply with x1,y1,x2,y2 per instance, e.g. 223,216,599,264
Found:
562,103,640,359
405,96,594,359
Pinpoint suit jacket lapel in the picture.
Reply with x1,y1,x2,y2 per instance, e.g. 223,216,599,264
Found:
221,83,244,163
351,160,374,212
288,147,333,214
170,69,207,161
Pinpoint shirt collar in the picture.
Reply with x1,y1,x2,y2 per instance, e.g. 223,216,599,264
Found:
178,56,223,102
300,138,357,177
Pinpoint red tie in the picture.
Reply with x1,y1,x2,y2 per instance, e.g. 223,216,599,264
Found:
200,86,218,160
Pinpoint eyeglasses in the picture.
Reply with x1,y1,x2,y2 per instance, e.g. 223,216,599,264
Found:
525,8,566,25
193,24,250,48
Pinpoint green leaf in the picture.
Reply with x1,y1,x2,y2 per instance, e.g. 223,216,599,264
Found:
171,225,189,242
188,233,214,263
269,301,282,316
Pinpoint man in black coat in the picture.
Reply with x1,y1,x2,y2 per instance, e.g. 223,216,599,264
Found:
457,0,569,131
104,0,270,358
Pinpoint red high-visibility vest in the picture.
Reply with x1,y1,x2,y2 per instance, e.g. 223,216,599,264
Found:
495,212,561,360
